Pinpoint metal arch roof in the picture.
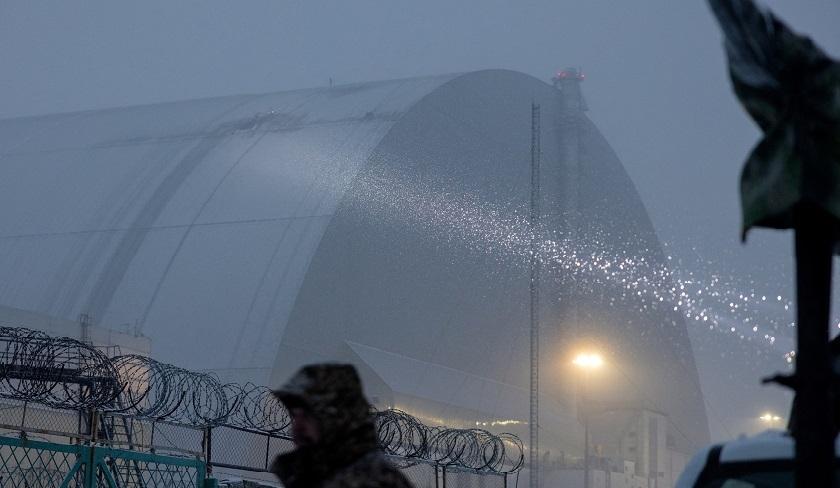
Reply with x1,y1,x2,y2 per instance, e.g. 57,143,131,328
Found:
0,74,458,156
0,69,710,453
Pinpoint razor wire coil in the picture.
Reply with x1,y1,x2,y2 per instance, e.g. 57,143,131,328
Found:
0,327,522,473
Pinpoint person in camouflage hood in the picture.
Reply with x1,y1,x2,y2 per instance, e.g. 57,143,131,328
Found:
271,363,414,488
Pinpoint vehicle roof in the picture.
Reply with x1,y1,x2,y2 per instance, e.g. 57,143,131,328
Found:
678,430,840,487
719,430,793,463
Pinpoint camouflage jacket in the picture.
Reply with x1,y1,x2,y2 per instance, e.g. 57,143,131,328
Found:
273,448,413,488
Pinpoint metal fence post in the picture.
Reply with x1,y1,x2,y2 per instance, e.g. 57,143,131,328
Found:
89,410,99,444
203,426,213,477
264,431,271,470
207,426,212,464
84,444,96,488
149,421,156,452
20,401,27,435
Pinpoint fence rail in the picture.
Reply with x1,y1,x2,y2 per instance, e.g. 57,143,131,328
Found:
0,434,205,488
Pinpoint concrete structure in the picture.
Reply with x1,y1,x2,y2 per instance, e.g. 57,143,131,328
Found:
0,70,709,481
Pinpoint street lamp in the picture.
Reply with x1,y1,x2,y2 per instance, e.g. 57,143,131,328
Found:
573,353,604,370
573,352,604,488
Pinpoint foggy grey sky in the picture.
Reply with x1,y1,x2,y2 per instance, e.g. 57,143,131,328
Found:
2,1,840,440
2,1,838,265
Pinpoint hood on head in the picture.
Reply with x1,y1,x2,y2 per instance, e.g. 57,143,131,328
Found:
273,363,373,436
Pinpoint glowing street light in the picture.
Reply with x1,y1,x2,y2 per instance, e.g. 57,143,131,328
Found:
573,352,604,370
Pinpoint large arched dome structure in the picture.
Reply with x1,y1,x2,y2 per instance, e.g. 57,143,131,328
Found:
0,70,708,467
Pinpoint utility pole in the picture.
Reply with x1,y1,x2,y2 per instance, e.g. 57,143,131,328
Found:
529,102,541,488
584,409,590,488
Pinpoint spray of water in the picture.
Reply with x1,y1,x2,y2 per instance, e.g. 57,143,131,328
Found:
350,166,806,366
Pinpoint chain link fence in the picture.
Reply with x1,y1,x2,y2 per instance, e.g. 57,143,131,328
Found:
95,449,204,488
0,434,207,488
0,402,519,487
0,327,522,487
0,399,89,441
206,426,517,488
208,424,295,472
443,465,509,488
0,436,84,487
99,414,205,455
391,458,439,488
0,407,519,487
386,458,513,488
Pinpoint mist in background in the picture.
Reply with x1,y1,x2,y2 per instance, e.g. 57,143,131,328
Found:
2,0,840,442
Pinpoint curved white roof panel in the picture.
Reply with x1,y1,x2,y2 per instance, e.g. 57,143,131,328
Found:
0,74,455,366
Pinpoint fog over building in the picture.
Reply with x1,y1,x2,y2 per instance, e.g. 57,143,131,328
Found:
0,69,708,479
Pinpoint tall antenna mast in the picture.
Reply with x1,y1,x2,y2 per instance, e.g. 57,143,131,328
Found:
553,65,587,488
529,102,541,488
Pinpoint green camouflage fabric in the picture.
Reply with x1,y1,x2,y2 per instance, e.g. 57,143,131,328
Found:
271,364,414,488
708,0,840,245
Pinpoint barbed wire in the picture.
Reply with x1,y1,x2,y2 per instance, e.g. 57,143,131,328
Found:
0,327,522,473
223,382,290,434
109,354,231,425
0,327,119,410
374,409,524,473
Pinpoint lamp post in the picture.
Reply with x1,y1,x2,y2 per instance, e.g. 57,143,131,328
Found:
573,352,604,488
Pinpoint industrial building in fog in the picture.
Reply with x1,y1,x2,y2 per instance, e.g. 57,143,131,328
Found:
0,69,708,486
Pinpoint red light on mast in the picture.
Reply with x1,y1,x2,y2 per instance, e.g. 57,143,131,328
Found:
552,69,584,82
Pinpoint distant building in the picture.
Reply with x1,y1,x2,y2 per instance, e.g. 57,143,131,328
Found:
0,305,150,357
0,70,708,480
